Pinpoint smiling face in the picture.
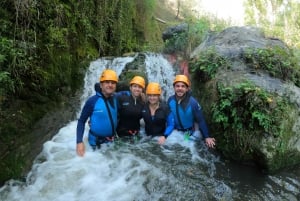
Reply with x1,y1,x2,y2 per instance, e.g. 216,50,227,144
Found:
147,94,160,105
100,80,117,97
130,84,143,98
174,81,189,98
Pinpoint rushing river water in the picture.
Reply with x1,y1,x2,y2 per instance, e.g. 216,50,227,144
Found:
0,53,299,201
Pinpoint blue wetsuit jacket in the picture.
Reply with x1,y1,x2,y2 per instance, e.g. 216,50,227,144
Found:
76,89,117,144
167,92,209,138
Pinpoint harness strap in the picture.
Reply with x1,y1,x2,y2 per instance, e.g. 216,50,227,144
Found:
176,127,193,132
89,131,114,150
175,101,185,130
128,130,138,135
103,95,116,137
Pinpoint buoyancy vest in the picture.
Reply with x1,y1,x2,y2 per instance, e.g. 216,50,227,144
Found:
167,92,209,138
76,91,117,143
89,92,118,137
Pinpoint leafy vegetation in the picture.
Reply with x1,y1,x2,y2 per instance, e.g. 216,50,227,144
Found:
211,81,293,160
0,0,161,183
242,47,300,87
163,16,228,56
244,0,300,49
190,47,231,82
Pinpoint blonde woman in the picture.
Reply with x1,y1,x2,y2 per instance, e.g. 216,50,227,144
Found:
142,82,174,144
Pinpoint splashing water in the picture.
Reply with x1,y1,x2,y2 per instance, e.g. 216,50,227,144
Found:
1,54,299,201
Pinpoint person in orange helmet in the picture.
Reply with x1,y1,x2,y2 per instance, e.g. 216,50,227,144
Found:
76,69,118,156
115,76,146,140
167,75,216,148
142,82,174,145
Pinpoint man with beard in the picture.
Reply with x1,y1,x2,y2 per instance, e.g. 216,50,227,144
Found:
167,75,216,148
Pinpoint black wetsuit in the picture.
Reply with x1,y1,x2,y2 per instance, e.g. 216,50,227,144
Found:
116,91,144,137
141,101,174,137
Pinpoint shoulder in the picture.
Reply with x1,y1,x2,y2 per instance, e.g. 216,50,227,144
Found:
159,101,171,113
189,96,202,110
84,95,100,108
115,91,130,97
115,91,130,101
87,95,99,102
167,95,175,103
160,101,168,109
189,96,198,104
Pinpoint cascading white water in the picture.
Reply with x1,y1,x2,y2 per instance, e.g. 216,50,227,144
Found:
79,56,136,115
144,52,175,100
1,54,299,201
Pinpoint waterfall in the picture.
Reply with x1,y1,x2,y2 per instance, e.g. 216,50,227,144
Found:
144,52,175,100
1,54,299,201
78,56,136,116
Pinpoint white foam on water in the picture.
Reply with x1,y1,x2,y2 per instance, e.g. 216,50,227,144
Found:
0,55,231,201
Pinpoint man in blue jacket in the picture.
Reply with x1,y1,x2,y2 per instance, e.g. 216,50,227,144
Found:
167,75,216,148
76,69,118,156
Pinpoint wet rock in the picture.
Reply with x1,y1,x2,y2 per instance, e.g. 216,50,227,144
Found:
190,26,300,173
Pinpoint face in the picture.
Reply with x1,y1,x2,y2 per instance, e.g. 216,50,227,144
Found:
174,82,188,98
147,94,160,104
130,84,143,97
100,80,117,97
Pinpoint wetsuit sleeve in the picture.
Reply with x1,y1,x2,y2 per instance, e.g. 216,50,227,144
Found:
191,98,209,138
76,97,95,143
115,91,130,97
164,112,175,137
116,91,130,110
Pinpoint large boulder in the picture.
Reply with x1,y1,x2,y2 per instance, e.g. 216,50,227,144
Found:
190,26,300,173
117,53,148,91
162,23,188,42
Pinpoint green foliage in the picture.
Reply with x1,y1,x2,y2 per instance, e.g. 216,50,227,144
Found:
163,15,228,55
244,0,300,48
190,48,230,82
243,47,300,87
211,81,291,159
0,0,162,183
0,72,14,103
164,32,189,53
0,0,161,104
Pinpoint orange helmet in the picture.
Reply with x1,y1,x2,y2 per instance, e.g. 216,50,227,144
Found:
173,75,190,87
146,82,162,95
99,69,118,82
130,76,145,89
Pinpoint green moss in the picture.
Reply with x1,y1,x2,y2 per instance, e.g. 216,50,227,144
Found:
190,48,231,82
243,47,300,87
0,0,163,184
0,152,26,183
210,81,295,164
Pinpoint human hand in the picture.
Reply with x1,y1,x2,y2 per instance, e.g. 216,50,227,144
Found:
158,136,166,145
76,142,85,156
205,137,216,148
